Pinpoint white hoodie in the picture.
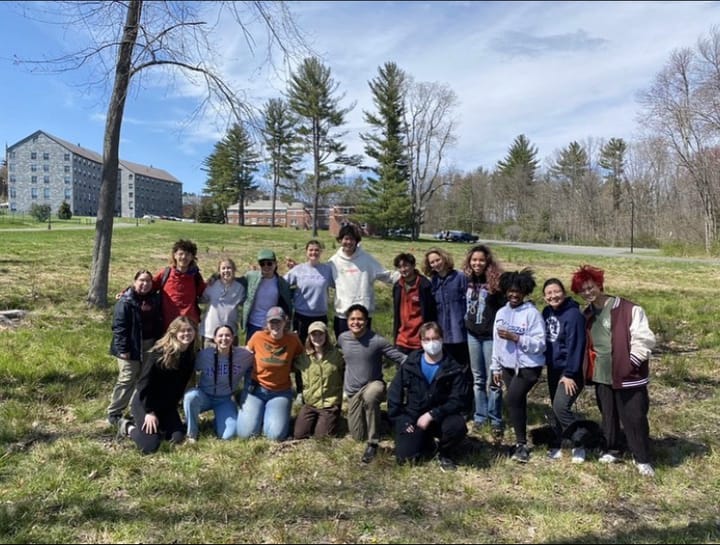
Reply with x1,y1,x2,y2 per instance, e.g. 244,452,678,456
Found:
328,246,394,318
491,300,546,372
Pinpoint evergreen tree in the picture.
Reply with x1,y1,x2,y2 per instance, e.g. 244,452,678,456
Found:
495,134,539,220
549,141,589,184
262,98,303,227
287,56,360,235
600,137,627,212
359,62,413,237
203,123,260,225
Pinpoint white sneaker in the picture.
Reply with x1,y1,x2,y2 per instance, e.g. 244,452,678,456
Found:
571,447,586,464
547,448,563,460
599,452,621,464
635,462,655,477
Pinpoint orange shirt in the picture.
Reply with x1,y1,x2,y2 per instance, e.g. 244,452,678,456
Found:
247,330,304,391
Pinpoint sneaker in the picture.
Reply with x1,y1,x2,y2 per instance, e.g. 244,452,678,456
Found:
547,448,563,460
361,443,378,464
438,456,457,472
635,462,655,477
511,443,530,463
571,447,586,464
107,415,121,427
116,418,132,440
186,435,198,444
599,452,621,464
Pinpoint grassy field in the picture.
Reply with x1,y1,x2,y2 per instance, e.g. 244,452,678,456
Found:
0,220,719,543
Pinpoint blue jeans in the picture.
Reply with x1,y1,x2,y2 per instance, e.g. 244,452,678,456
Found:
467,334,503,429
183,389,238,440
236,383,293,441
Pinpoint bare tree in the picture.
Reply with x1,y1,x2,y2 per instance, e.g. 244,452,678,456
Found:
404,80,458,237
13,1,306,307
638,27,720,253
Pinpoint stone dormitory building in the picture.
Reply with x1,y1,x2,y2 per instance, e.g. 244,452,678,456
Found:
5,130,182,218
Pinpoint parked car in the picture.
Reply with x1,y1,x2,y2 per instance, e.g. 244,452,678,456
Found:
386,227,412,238
437,230,479,243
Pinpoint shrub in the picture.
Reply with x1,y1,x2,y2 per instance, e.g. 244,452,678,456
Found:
30,203,51,222
57,201,72,220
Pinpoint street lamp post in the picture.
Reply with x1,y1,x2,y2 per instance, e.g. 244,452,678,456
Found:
47,206,51,231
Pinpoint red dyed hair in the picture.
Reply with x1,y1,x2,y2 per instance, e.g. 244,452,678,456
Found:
570,264,605,294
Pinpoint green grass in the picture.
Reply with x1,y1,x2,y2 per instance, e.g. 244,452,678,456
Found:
1,222,719,543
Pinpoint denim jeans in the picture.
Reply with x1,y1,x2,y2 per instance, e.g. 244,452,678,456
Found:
183,388,238,440
236,383,293,441
467,334,503,429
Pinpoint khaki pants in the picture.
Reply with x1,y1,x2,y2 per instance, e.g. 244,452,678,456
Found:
107,339,155,419
346,380,386,444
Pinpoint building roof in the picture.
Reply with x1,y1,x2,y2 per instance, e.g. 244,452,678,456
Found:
8,130,179,183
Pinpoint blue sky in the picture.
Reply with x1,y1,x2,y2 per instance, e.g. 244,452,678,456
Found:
1,1,718,195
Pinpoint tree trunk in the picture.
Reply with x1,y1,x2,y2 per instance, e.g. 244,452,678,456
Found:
87,0,142,308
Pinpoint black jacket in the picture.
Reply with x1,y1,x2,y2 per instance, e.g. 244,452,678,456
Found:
387,349,470,426
137,348,195,415
110,287,162,360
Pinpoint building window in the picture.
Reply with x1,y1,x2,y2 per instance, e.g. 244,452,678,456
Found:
9,189,15,199
31,176,37,184
9,175,15,184
64,176,71,184
43,188,50,199
64,165,70,173
44,176,50,184
31,151,37,160
8,163,14,172
8,151,15,159
43,152,50,160
43,164,50,172
31,188,38,199
64,189,71,199
128,192,133,199
64,153,70,161
31,164,37,172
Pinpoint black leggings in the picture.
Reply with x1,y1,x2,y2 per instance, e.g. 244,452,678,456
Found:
130,398,185,454
502,366,542,444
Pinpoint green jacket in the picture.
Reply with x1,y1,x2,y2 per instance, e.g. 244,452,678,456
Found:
294,345,345,409
241,271,293,332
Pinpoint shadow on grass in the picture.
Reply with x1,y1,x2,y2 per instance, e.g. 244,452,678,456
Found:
554,519,720,544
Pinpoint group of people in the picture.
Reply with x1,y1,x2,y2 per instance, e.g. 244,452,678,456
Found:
107,228,658,477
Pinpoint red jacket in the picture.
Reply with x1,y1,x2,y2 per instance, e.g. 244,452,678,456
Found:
153,266,206,331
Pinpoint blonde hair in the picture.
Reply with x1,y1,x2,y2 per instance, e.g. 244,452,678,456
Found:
422,247,454,277
151,316,197,369
216,256,237,273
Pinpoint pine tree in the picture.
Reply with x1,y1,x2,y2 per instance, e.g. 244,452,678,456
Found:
262,98,303,227
496,134,539,220
359,62,413,237
287,56,360,235
600,137,627,212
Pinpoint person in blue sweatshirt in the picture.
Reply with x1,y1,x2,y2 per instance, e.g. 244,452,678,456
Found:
490,268,546,463
542,278,587,463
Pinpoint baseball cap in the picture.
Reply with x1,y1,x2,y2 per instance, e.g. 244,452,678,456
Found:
257,249,277,262
266,306,286,322
308,321,328,334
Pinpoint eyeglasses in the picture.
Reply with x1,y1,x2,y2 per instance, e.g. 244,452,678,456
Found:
259,260,275,267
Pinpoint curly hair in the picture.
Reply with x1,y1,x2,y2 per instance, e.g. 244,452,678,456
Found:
499,268,536,296
169,239,198,267
422,247,454,277
570,264,604,294
462,244,503,293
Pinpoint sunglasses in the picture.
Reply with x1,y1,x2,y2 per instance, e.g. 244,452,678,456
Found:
259,260,275,267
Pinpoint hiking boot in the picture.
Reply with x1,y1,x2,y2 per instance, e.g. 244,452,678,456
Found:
599,452,621,464
438,456,457,472
511,443,530,463
361,443,378,464
571,447,586,464
635,462,655,477
116,418,133,440
547,448,563,460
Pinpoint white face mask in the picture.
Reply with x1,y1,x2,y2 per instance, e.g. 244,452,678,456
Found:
421,340,443,357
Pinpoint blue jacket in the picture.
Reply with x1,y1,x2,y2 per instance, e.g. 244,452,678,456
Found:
543,297,586,379
429,269,468,344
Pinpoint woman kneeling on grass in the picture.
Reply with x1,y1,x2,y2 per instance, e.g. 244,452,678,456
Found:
183,324,254,442
122,316,197,454
237,307,304,441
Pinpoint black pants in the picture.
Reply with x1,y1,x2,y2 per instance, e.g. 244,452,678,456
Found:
595,383,651,463
394,413,467,463
130,397,185,454
547,367,584,447
502,366,542,445
293,313,328,345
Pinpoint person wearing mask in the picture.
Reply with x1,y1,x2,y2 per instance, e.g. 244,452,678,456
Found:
542,278,587,463
571,264,657,477
337,304,407,463
491,269,547,464
392,253,437,355
387,322,470,472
